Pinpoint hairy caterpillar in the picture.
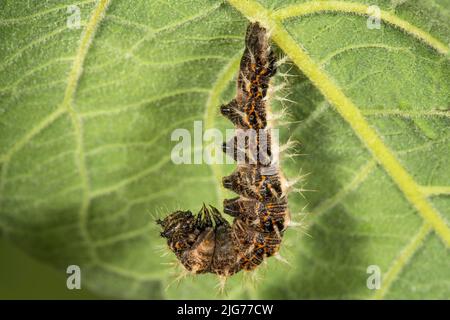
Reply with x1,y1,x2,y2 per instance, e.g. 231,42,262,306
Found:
157,23,290,277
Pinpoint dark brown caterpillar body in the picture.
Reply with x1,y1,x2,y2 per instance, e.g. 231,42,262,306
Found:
158,22,290,277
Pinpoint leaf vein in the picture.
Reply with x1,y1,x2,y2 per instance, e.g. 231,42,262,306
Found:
272,1,449,55
319,43,413,66
204,51,242,205
0,0,96,25
61,0,112,264
372,223,432,299
311,160,377,217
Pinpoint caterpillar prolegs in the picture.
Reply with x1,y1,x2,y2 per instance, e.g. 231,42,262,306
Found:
157,23,290,277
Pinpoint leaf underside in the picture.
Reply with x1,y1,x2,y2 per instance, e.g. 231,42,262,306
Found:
0,0,448,299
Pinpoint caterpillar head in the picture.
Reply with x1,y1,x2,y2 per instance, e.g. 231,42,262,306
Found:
157,210,193,237
156,210,201,255
157,206,217,273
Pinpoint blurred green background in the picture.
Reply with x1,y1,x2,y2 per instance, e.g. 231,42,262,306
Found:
0,237,98,299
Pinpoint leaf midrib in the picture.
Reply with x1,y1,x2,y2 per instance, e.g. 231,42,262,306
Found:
226,0,450,299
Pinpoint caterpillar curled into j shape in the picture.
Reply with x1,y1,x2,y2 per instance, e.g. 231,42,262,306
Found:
157,23,292,277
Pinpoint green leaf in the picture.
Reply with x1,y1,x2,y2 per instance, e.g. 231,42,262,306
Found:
0,0,449,299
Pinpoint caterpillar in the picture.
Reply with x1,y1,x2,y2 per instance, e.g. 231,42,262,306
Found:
157,22,290,278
